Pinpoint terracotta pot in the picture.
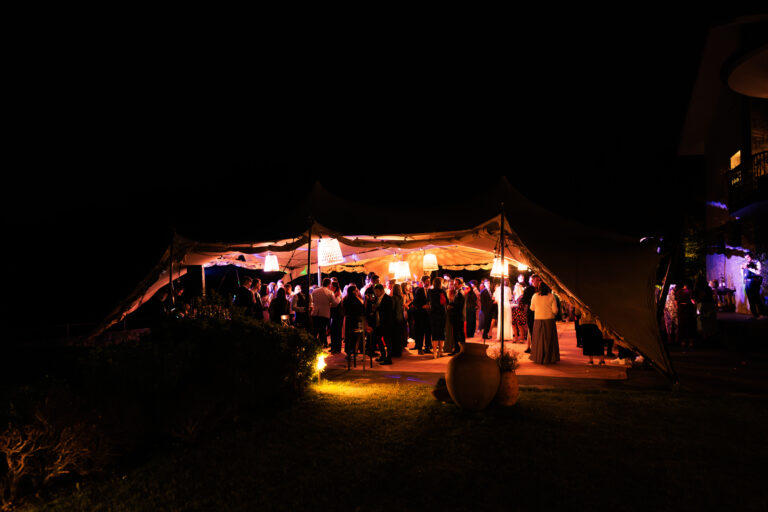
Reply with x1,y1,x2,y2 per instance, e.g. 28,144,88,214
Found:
446,342,500,411
495,370,519,406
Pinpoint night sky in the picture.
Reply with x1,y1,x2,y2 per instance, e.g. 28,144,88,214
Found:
3,11,754,329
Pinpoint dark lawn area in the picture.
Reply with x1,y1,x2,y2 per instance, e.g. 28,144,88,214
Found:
21,379,768,512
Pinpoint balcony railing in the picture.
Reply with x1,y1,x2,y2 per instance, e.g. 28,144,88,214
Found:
727,150,768,212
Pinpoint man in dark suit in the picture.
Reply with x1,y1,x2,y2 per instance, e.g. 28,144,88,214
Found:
373,284,394,365
412,275,433,354
251,278,264,319
479,279,493,339
450,278,466,355
233,276,255,315
465,280,478,338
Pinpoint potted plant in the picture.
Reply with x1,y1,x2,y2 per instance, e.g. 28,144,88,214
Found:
492,348,520,406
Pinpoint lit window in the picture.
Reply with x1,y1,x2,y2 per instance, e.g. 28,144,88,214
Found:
730,150,741,170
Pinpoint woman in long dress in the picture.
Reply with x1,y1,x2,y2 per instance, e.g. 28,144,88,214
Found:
494,278,515,341
530,283,560,364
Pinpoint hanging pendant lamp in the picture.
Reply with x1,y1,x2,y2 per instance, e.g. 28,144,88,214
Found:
490,257,509,278
394,261,411,282
422,253,439,273
264,252,280,272
317,238,344,266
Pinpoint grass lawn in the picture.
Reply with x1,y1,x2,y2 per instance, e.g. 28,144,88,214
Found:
21,380,768,511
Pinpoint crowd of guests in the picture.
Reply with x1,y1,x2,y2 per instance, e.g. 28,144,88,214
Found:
226,270,580,366
662,253,766,349
148,267,637,368
663,276,722,349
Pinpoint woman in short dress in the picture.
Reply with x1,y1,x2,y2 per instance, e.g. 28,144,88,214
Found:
530,283,560,364
428,277,448,358
511,275,527,342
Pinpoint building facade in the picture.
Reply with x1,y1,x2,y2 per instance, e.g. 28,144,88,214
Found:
679,15,768,313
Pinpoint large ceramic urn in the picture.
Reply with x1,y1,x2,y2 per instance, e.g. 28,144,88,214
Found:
446,342,501,411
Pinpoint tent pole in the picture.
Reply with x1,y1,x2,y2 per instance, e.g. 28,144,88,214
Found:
307,218,312,304
316,234,322,287
169,228,175,308
201,265,206,299
500,203,505,357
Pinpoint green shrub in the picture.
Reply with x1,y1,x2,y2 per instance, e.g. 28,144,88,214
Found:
1,316,321,507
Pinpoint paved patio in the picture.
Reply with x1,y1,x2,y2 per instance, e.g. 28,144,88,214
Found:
322,321,631,387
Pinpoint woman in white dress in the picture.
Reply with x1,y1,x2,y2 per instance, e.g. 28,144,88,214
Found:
494,278,515,341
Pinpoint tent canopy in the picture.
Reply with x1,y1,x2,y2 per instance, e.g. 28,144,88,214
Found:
91,178,674,381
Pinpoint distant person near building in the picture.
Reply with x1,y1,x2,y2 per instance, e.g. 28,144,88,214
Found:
742,252,766,318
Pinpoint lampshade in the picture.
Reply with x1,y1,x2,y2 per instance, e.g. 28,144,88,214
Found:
422,253,439,272
394,261,411,282
317,238,344,266
264,253,280,272
490,257,510,278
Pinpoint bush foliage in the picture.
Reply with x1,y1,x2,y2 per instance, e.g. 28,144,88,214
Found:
1,316,321,509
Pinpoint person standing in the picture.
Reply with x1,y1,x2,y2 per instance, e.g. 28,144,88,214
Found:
341,284,365,360
530,282,560,364
412,275,433,354
269,288,291,324
391,283,406,357
465,280,478,339
664,284,679,345
428,276,448,358
291,284,310,330
449,278,466,354
519,274,541,354
403,281,415,347
742,252,766,318
576,307,606,366
445,286,456,355
372,284,394,365
479,279,493,340
328,281,343,354
251,278,264,320
311,278,341,349
233,276,256,315
676,280,697,348
494,278,514,342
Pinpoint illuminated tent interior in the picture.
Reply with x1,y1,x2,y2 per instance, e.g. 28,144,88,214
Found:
90,178,675,381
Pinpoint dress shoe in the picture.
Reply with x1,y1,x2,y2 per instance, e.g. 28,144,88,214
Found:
423,349,433,354
379,359,392,365
417,349,424,355
524,348,531,353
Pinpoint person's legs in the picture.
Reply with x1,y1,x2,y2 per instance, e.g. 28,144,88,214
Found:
451,319,464,354
314,316,329,347
466,310,476,339
482,310,492,339
424,313,433,353
746,280,765,317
